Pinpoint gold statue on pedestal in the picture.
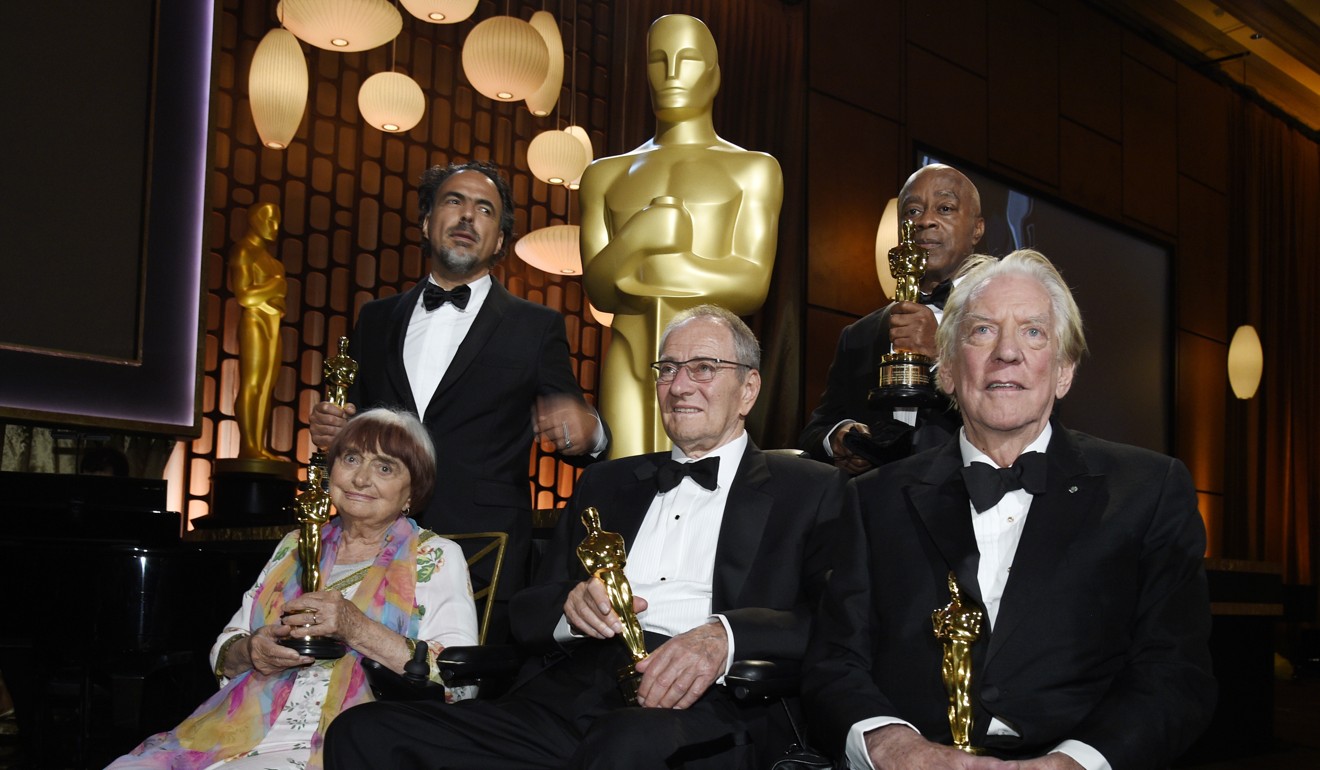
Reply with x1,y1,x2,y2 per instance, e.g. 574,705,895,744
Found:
580,14,783,458
577,506,647,705
932,572,984,753
279,336,357,660
228,202,288,462
870,219,939,407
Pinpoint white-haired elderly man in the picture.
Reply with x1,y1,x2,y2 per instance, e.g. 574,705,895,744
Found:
804,249,1215,770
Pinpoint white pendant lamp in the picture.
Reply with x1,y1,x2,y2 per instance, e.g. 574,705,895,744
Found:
249,28,308,150
527,129,588,186
1227,324,1264,399
462,16,549,101
400,0,477,23
358,71,425,132
564,125,593,189
588,303,614,327
524,11,564,117
873,197,901,298
515,224,582,275
277,0,402,52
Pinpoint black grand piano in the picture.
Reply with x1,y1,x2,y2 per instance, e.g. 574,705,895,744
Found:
0,471,276,768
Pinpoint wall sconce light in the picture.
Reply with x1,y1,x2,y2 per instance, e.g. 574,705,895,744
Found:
515,224,582,275
1228,324,1263,399
873,197,900,299
462,16,549,101
400,0,477,23
525,10,563,117
358,71,425,132
249,28,308,150
277,0,402,52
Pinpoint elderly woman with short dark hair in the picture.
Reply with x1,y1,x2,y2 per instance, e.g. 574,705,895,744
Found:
110,408,477,770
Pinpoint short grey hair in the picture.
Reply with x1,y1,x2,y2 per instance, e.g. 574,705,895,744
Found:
936,249,1088,398
659,304,762,371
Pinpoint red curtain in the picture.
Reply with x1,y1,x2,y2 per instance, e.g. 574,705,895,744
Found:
1234,97,1320,586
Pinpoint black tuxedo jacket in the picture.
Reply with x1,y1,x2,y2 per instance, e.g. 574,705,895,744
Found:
346,278,602,593
802,426,1215,769
799,306,959,462
510,442,846,686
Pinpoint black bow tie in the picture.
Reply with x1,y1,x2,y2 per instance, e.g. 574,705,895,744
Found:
960,452,1047,513
919,280,953,310
655,457,720,493
422,283,471,311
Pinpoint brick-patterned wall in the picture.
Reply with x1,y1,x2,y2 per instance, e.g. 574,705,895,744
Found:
178,0,612,525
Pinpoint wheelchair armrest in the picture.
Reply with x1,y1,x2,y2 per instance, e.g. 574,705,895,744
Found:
724,659,802,702
436,644,520,686
361,657,447,702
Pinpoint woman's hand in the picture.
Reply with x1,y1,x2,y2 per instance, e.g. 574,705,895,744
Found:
244,624,313,676
283,590,367,647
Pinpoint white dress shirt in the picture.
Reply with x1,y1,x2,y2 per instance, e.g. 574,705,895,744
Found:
403,274,492,413
846,424,1111,770
555,432,749,675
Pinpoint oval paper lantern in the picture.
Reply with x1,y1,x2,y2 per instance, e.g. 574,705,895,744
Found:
462,16,549,101
1227,324,1263,399
277,0,401,52
249,28,308,150
524,11,564,117
358,72,425,133
527,130,588,186
873,197,901,299
564,125,593,189
515,225,582,275
400,0,477,23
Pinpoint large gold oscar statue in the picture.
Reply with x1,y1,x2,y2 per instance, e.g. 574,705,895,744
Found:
580,14,783,458
228,202,288,461
577,507,648,705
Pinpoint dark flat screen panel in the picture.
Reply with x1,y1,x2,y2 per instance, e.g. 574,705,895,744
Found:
922,155,1172,454
0,0,211,435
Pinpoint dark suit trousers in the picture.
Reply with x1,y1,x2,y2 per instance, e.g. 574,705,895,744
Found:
325,639,756,770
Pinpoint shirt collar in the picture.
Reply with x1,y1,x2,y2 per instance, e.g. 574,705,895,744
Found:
958,422,1052,469
670,430,748,490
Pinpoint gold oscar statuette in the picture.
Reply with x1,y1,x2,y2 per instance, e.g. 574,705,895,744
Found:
870,219,940,407
278,336,357,659
576,506,648,705
931,572,985,754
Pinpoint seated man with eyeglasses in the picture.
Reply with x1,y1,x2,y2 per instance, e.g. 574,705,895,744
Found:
326,304,846,770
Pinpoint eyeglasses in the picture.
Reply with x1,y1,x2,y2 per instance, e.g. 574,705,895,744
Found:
650,357,752,383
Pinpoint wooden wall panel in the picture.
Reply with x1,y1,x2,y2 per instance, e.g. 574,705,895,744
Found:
1122,56,1178,234
1176,330,1228,495
1177,63,1231,194
905,0,985,77
1059,1,1122,141
802,308,861,431
1059,118,1123,221
809,0,901,120
988,0,1059,186
806,93,900,317
1177,177,1230,343
905,45,987,165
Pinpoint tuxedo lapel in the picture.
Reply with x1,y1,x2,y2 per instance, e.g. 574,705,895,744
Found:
985,428,1102,662
386,282,424,414
611,456,668,547
909,441,986,610
712,444,774,609
423,279,510,418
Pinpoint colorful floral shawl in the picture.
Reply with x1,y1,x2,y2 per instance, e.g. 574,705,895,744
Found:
109,515,421,770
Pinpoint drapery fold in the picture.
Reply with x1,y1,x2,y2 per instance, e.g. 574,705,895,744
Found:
1233,97,1318,586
